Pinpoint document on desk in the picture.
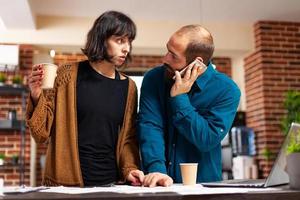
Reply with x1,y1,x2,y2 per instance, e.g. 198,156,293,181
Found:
3,186,49,195
40,184,281,195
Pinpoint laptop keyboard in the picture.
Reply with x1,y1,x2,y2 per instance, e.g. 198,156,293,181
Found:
222,179,265,184
201,179,266,188
220,179,265,187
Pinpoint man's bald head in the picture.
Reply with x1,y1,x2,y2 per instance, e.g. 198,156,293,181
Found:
175,25,214,65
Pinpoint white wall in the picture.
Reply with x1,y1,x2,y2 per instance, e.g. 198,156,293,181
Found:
0,16,254,53
231,54,247,111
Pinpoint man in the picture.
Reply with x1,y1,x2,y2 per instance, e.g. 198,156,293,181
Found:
138,25,241,187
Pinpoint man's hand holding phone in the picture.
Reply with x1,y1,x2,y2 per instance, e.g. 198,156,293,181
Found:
170,58,207,97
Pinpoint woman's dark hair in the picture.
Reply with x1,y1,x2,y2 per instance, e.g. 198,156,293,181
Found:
82,10,136,63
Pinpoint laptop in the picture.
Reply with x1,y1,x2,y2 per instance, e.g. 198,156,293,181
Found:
201,122,300,188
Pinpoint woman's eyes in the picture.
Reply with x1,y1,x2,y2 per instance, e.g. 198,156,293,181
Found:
116,38,125,44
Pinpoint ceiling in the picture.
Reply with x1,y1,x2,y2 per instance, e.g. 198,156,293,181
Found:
1,0,300,30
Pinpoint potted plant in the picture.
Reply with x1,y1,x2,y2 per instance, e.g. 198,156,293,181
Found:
11,154,19,165
12,74,22,86
286,129,300,189
0,154,5,165
281,90,300,135
281,90,300,189
0,72,7,86
262,148,275,160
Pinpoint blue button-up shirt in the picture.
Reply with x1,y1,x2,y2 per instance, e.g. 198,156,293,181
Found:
138,63,241,183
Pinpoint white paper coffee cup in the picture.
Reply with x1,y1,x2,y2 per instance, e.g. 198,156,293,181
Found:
40,63,58,89
180,163,198,185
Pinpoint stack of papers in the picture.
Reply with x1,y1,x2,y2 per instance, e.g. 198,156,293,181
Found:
39,184,281,195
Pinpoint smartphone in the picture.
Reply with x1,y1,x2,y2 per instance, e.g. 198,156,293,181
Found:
172,59,207,80
172,65,189,80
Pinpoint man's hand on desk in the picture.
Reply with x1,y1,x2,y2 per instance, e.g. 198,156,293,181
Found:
142,172,173,187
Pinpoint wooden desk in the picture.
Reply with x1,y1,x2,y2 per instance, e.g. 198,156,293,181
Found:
1,186,299,200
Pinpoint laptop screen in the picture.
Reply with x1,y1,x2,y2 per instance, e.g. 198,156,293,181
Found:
265,122,300,187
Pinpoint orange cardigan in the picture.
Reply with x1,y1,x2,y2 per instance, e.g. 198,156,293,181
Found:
26,62,140,186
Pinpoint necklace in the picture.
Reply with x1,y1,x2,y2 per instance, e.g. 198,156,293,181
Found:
90,62,116,79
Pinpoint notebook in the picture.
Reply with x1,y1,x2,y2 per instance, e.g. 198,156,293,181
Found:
201,122,300,188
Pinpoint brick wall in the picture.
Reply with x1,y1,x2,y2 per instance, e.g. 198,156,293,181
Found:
244,21,300,177
212,57,232,78
54,53,87,66
0,44,33,186
130,55,163,69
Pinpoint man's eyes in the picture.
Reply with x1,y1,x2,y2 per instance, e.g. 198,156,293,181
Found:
171,53,177,60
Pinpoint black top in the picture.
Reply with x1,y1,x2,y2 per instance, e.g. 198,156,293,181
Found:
76,60,128,186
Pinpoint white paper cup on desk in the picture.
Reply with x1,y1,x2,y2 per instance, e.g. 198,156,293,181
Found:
40,63,58,89
180,163,198,185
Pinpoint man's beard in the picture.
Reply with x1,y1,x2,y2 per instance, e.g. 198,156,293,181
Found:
164,63,175,86
164,63,175,80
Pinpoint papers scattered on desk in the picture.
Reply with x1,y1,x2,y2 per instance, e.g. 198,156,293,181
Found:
3,186,49,195
40,184,281,195
41,185,119,194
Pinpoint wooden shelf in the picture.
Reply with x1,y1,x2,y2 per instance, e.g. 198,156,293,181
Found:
0,120,22,131
0,84,28,185
0,163,20,169
0,85,28,95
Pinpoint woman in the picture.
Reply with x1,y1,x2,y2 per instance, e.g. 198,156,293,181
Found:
26,11,144,187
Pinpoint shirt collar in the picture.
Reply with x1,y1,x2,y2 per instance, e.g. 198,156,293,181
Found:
194,61,215,91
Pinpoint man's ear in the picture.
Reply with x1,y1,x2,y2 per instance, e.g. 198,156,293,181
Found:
196,57,203,63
